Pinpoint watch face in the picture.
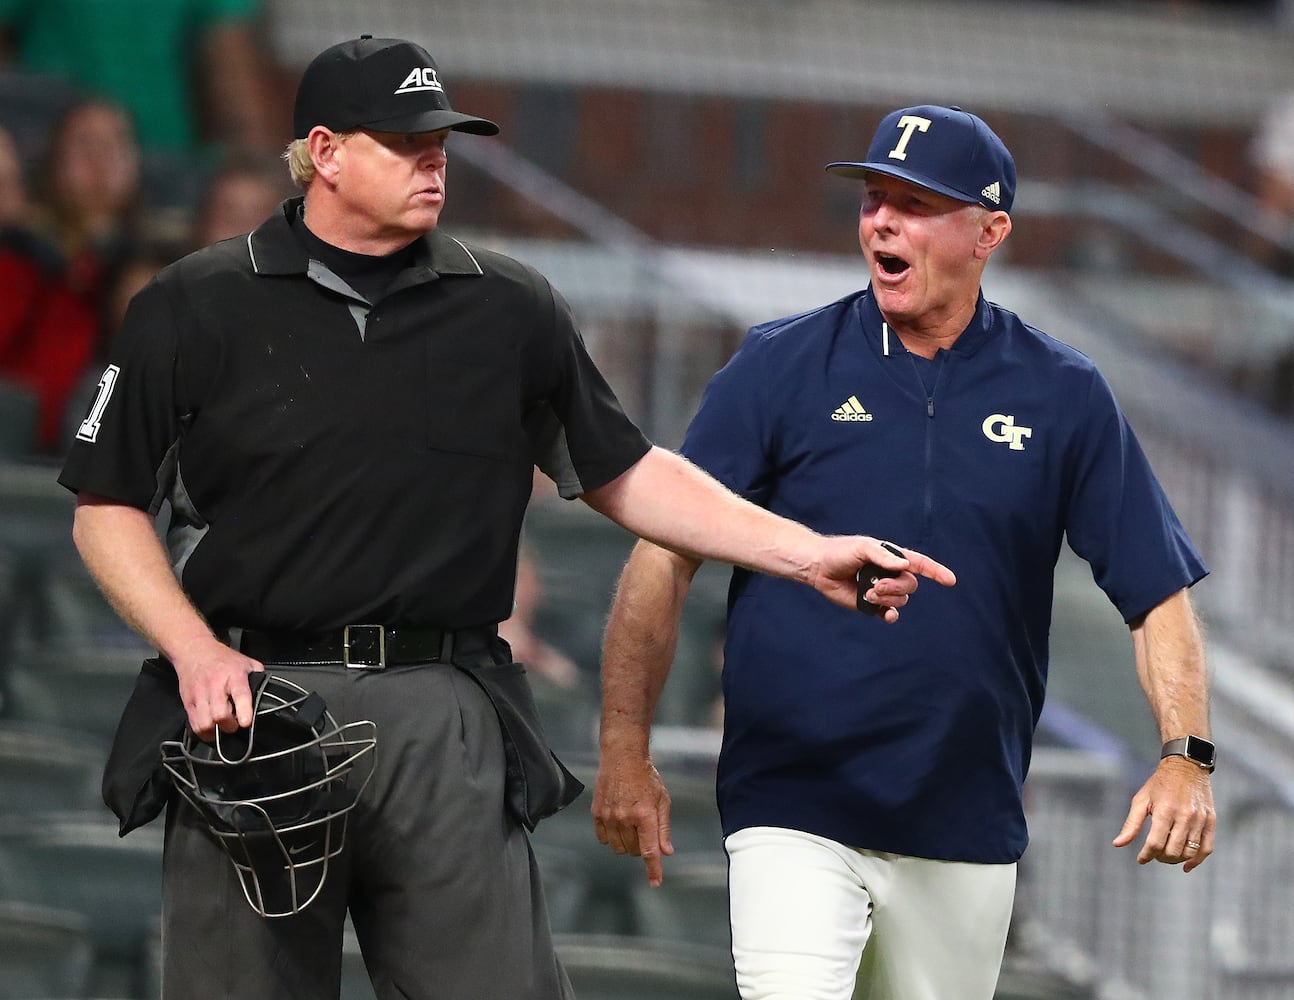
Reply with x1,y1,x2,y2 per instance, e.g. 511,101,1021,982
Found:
1184,735,1216,767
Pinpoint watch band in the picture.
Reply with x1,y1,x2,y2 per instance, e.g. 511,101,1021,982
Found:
1161,735,1216,772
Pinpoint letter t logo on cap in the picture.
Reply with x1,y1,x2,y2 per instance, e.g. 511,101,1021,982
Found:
888,115,932,162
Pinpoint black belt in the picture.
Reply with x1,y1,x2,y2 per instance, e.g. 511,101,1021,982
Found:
234,624,497,670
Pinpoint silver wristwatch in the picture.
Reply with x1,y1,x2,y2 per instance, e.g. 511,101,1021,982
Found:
1161,735,1216,773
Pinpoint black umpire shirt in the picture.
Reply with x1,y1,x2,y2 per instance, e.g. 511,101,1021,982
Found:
58,198,651,633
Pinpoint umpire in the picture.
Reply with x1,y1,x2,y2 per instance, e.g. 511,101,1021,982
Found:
58,35,954,1000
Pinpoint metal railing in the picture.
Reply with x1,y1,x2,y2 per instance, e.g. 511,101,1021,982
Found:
1021,750,1294,1000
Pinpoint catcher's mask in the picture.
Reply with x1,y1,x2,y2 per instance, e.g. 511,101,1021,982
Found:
160,673,377,918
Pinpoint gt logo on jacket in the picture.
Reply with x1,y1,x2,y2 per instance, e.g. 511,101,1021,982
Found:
981,413,1033,450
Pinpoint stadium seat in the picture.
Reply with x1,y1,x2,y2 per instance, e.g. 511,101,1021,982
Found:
656,561,729,729
0,545,18,711
0,812,164,998
0,721,105,815
532,842,600,936
0,462,146,650
531,819,639,936
630,854,731,952
529,753,641,935
655,767,723,856
529,753,726,938
528,671,600,754
3,645,147,748
34,551,139,648
0,381,39,460
520,502,635,672
0,462,77,563
523,501,731,730
554,933,738,1000
0,899,95,1000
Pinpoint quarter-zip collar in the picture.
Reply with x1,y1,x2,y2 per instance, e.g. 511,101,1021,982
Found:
856,286,999,360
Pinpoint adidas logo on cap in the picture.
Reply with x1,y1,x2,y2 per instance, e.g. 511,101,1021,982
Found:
981,181,1001,205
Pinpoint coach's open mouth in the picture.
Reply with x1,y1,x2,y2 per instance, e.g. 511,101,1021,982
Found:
877,253,909,276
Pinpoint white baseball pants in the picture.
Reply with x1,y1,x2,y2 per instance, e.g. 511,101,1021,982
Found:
725,826,1016,1000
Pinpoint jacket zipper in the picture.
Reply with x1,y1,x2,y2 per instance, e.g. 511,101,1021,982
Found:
902,349,943,540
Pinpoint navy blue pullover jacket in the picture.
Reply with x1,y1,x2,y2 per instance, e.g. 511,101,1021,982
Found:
682,288,1206,863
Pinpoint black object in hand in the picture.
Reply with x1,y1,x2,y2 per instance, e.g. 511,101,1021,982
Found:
856,541,905,616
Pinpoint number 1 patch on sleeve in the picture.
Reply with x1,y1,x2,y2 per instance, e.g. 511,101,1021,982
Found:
76,364,122,443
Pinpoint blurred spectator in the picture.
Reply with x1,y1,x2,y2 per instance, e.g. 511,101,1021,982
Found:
499,545,583,691
61,243,176,448
190,153,292,249
0,122,99,455
28,97,142,319
103,249,173,340
0,0,279,155
1250,89,1294,277
0,119,23,225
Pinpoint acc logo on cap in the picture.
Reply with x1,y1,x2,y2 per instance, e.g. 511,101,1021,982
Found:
395,67,443,95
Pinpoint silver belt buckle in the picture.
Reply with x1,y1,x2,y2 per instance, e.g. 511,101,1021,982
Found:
343,624,386,670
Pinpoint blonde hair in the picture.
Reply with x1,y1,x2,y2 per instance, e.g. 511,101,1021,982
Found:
282,138,315,188
281,131,356,189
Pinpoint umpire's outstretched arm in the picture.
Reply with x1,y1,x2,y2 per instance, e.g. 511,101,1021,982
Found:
580,444,954,617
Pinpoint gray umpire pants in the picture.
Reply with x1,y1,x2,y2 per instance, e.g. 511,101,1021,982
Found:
160,649,574,999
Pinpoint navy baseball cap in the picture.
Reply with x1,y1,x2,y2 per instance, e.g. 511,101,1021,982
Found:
826,105,1015,213
292,36,499,140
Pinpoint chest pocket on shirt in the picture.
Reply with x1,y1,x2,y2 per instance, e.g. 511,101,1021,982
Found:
424,347,523,462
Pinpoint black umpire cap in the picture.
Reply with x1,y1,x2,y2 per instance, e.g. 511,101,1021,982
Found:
292,35,499,140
